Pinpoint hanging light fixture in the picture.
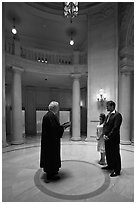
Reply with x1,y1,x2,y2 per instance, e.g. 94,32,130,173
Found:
70,39,74,46
64,2,78,23
69,31,74,46
11,18,17,35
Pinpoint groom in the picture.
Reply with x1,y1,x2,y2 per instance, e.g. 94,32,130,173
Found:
102,101,122,177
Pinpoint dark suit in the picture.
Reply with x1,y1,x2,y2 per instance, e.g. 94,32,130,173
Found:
40,111,64,175
103,111,122,173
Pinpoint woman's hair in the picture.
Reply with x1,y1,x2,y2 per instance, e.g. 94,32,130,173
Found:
99,113,106,122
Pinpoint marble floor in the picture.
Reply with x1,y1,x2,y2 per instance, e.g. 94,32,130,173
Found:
2,135,134,202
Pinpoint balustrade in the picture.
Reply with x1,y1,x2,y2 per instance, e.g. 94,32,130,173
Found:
5,39,87,65
5,40,14,55
79,52,87,64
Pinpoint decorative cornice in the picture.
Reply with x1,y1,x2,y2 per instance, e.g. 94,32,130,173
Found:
12,66,24,73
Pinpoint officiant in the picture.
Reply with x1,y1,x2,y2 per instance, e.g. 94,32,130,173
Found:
40,101,70,182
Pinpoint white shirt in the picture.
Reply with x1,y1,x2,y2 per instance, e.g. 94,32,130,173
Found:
110,110,116,114
106,110,116,123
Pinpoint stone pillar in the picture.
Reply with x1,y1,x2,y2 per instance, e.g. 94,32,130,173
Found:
2,3,8,147
71,74,81,141
119,70,131,144
130,71,134,145
11,66,24,144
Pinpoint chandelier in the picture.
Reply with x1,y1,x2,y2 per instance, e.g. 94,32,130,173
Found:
64,2,78,23
11,18,17,35
70,31,74,45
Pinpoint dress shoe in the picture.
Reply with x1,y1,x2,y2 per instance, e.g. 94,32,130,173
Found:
47,174,60,181
44,178,50,183
110,171,120,177
101,166,112,170
98,161,106,165
51,174,60,181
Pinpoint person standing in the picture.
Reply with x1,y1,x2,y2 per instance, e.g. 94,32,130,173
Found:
102,101,122,177
96,113,106,165
40,101,70,182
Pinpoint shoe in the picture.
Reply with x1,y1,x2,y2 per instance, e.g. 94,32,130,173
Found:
51,175,60,181
110,171,120,177
47,174,60,181
46,172,58,180
101,166,112,170
44,178,51,183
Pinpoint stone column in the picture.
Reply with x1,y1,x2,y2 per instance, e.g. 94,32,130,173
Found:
2,3,8,147
11,66,24,144
119,70,131,144
71,74,81,141
130,71,134,145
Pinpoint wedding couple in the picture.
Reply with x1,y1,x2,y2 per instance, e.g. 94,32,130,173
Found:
96,101,122,177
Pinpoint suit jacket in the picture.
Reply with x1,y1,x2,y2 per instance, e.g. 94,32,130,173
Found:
103,111,122,145
40,111,64,171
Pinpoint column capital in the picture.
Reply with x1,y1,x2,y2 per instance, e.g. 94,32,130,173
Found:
120,67,133,75
120,47,134,72
120,47,134,56
71,73,81,79
12,66,24,73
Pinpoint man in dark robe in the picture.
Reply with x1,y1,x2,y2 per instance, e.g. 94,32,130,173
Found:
40,101,69,181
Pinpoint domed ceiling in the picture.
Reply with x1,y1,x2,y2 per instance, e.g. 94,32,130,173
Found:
4,2,101,89
26,2,101,15
5,2,102,52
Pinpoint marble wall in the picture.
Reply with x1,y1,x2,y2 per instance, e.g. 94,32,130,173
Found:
87,3,118,137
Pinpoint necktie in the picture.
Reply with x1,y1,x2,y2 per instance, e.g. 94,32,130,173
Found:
106,113,111,123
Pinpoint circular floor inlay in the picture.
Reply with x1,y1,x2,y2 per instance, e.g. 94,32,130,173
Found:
34,160,110,200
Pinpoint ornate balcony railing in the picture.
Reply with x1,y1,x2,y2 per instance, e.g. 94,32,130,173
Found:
5,39,87,65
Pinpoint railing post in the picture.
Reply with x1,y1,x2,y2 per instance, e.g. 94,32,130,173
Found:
14,39,21,56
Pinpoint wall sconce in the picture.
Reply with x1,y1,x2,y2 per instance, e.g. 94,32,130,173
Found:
97,89,107,111
80,100,83,107
97,89,106,102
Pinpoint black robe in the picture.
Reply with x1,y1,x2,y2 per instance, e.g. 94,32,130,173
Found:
40,111,64,173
